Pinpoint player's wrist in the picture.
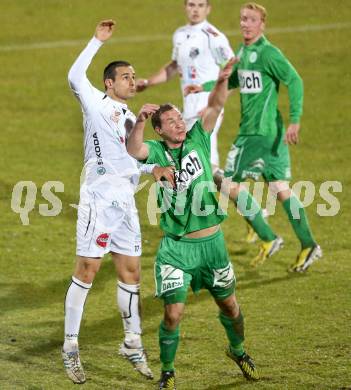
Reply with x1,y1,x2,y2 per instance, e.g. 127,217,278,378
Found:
289,117,300,125
91,36,105,46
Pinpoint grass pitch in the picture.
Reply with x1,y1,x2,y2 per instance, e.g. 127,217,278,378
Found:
1,1,350,389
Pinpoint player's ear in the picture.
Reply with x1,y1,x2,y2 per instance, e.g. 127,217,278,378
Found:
104,78,114,89
154,126,162,136
206,4,211,16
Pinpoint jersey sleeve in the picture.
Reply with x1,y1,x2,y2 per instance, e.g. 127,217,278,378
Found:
208,32,234,68
262,46,304,123
187,120,211,152
137,162,158,175
67,37,105,113
171,30,179,62
142,140,162,164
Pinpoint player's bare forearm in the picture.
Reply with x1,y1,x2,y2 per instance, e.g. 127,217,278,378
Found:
127,119,148,160
150,61,178,84
202,58,235,132
127,104,159,159
208,58,236,110
137,61,178,92
208,79,228,110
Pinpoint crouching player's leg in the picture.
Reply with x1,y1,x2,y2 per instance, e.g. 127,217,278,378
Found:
154,269,189,390
206,230,259,381
154,237,193,389
216,295,259,381
158,303,184,390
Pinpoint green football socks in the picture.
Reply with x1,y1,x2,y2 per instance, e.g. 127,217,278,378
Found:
219,311,245,357
282,196,315,249
159,321,179,372
236,190,276,242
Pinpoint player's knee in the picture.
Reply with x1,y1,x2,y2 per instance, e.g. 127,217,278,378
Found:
217,295,240,318
269,181,290,199
118,265,140,284
220,178,239,198
164,304,184,329
74,259,100,283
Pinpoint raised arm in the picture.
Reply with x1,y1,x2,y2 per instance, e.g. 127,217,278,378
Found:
127,104,159,160
67,20,115,110
201,58,236,132
136,61,178,92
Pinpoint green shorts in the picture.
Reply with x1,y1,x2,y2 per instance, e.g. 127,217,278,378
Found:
154,229,235,304
224,134,291,183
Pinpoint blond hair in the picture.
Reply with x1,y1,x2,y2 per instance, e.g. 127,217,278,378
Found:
241,3,267,22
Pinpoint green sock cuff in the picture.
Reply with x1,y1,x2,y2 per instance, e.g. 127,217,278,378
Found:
219,310,245,346
282,195,302,220
219,311,244,326
160,321,180,337
236,190,260,218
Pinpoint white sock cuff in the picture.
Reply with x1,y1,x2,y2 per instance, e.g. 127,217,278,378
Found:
72,276,92,289
117,281,140,294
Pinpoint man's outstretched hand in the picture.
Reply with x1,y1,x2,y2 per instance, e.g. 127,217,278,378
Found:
95,20,116,42
217,57,237,82
184,57,237,96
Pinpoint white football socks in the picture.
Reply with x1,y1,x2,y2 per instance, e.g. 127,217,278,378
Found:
63,276,92,352
117,281,142,349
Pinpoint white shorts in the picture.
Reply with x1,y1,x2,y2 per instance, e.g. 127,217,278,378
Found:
76,186,142,258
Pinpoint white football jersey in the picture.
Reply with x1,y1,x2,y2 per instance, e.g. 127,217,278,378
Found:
172,20,234,123
68,38,140,194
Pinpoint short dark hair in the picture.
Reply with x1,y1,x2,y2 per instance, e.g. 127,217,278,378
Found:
151,103,176,130
103,60,131,82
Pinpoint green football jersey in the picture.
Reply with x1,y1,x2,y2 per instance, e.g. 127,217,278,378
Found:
204,35,303,137
144,120,225,236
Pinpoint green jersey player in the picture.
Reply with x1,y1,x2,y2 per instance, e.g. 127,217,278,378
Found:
127,59,259,389
188,2,322,273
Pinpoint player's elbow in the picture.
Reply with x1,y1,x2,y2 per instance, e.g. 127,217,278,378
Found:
67,67,80,90
67,71,76,90
126,143,135,156
126,144,139,159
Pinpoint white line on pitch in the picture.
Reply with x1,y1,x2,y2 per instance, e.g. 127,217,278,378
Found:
0,22,350,52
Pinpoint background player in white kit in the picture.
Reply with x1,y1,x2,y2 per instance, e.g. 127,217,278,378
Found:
61,20,173,384
136,0,234,176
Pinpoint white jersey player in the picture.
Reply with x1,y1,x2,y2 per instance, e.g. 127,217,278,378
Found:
61,20,173,385
136,0,234,171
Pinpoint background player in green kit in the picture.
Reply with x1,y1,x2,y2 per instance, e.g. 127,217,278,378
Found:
127,59,259,389
187,2,322,272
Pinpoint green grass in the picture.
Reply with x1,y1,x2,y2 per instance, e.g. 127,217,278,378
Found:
1,1,350,389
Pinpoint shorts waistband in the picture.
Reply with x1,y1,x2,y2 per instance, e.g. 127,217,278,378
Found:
164,227,222,243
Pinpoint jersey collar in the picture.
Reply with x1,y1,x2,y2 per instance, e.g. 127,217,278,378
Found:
187,20,207,31
103,94,128,109
244,35,267,50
